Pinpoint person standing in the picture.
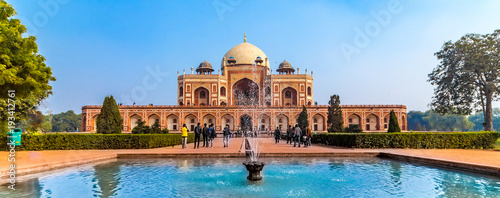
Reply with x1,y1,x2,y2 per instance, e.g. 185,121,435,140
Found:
194,123,202,149
286,125,292,144
294,124,302,147
202,123,209,147
274,127,281,144
209,124,215,148
223,124,231,147
307,126,313,147
181,124,188,149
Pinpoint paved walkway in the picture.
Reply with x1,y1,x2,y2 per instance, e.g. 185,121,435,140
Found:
1,138,499,183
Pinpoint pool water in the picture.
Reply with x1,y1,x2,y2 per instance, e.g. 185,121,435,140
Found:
2,158,500,197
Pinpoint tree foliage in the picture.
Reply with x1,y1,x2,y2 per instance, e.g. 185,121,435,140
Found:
298,105,309,129
327,95,343,132
15,110,51,133
388,110,401,132
132,120,168,134
0,1,56,133
407,110,474,131
96,96,122,134
468,108,500,131
52,110,81,132
428,29,500,131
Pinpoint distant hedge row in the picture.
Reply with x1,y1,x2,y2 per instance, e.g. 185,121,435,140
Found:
1,133,194,151
311,132,499,149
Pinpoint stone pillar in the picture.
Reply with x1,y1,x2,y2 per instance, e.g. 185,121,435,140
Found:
191,67,193,74
183,69,185,75
297,67,300,74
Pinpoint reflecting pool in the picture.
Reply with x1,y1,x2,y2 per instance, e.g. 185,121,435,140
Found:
2,158,500,197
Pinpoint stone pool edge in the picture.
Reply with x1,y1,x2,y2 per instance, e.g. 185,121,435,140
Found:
2,151,499,185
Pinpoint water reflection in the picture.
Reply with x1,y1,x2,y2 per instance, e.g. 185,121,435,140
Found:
93,162,121,198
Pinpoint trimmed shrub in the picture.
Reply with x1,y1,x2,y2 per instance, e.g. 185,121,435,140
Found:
343,124,363,133
311,131,499,149
0,133,194,151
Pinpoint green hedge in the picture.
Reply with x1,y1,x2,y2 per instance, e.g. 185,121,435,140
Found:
312,132,499,149
1,133,194,151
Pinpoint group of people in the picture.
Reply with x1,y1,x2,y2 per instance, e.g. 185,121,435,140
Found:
273,124,313,147
181,123,313,149
180,123,232,149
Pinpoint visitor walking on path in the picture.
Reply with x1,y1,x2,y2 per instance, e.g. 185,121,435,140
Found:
223,124,231,147
286,125,292,144
209,124,215,148
181,124,188,149
294,124,302,147
194,123,202,149
307,126,313,147
202,123,209,147
274,127,281,143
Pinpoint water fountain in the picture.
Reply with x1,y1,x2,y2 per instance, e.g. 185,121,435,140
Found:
242,138,265,181
237,61,265,181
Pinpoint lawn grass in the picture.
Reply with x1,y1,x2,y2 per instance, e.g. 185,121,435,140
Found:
495,138,500,150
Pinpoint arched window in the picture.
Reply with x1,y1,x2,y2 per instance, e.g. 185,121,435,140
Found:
279,119,282,123
384,118,387,123
191,119,195,123
220,87,226,96
208,119,212,123
314,118,318,123
349,118,352,123
200,91,206,98
179,87,184,96
285,91,291,98
173,119,177,123
155,119,159,123
226,119,230,123
261,119,265,123
366,118,370,122
265,87,271,96
307,87,312,96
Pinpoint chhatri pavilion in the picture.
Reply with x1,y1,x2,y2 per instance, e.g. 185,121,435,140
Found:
82,34,407,132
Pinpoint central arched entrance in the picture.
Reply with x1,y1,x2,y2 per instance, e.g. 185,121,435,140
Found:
240,114,252,131
233,78,259,106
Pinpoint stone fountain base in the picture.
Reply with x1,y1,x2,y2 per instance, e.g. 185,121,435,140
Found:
243,161,265,181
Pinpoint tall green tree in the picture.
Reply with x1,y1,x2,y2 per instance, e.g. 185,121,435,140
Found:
468,108,500,131
96,96,122,134
407,110,474,131
298,105,309,129
0,1,56,133
387,110,401,132
52,110,81,132
327,95,343,132
428,29,500,131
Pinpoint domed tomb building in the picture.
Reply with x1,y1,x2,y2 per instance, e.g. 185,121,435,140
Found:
82,35,407,132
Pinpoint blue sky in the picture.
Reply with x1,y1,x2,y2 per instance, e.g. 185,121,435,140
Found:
7,0,500,114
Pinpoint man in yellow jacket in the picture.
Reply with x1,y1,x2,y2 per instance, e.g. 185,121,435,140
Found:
181,124,188,149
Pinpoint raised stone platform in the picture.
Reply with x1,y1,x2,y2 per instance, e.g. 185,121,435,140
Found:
1,138,499,185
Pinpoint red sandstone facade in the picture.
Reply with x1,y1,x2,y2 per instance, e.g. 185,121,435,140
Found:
82,36,407,132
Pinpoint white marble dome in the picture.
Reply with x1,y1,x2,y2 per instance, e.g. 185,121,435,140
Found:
221,42,269,68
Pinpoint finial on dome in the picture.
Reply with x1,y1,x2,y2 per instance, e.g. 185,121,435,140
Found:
244,32,247,43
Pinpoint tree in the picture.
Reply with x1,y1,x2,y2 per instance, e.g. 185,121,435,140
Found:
327,95,343,132
298,105,309,129
428,30,500,131
387,110,401,132
468,108,500,131
96,96,122,134
0,1,56,133
51,110,81,132
408,110,475,131
151,120,161,134
131,120,149,134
